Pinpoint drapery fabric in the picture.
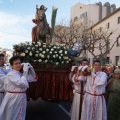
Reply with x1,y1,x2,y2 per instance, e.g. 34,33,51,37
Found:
27,63,73,101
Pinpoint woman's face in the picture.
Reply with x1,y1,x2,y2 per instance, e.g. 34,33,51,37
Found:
114,73,120,79
12,59,22,71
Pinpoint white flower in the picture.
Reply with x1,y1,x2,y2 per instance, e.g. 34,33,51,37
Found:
45,60,48,63
21,53,25,56
28,47,30,50
54,51,57,54
66,61,69,63
29,52,32,56
39,48,42,51
66,57,69,59
38,59,42,62
69,59,71,61
50,51,52,54
62,61,64,64
39,53,42,56
53,55,56,58
64,56,68,60
35,45,38,47
39,53,44,58
56,44,59,46
41,55,45,58
32,42,35,44
36,51,39,53
46,49,49,52
35,54,38,57
59,50,63,54
25,50,28,53
60,44,65,46
53,46,57,49
57,47,60,49
47,55,50,59
50,44,53,46
43,45,46,48
37,42,41,46
64,47,66,49
51,48,54,51
43,43,46,45
56,62,59,65
56,54,58,57
61,54,63,56
65,51,68,54
59,56,61,59
34,60,37,62
43,51,46,54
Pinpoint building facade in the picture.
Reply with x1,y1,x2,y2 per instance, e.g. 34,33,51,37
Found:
0,48,13,63
87,8,120,66
70,2,116,27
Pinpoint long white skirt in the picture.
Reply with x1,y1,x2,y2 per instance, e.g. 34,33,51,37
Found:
70,92,81,120
81,93,107,120
0,93,27,120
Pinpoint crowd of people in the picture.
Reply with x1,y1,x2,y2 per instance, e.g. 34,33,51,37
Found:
0,53,37,120
69,59,120,120
1,52,120,120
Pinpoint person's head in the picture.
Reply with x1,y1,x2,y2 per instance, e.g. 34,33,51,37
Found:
93,60,101,72
0,53,5,67
114,69,120,79
40,5,44,10
9,56,22,71
81,59,89,66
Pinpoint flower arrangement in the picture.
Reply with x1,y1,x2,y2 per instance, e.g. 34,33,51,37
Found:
13,41,72,67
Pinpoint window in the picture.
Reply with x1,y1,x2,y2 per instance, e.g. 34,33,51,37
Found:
118,17,120,24
92,58,94,63
83,12,87,18
85,12,87,17
107,23,110,29
99,43,101,50
106,41,110,53
115,56,120,66
80,12,87,18
106,57,110,64
84,50,86,54
88,58,90,63
99,27,102,32
117,36,120,46
74,16,78,21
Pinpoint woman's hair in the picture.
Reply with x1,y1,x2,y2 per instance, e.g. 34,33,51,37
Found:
9,56,22,66
40,5,44,10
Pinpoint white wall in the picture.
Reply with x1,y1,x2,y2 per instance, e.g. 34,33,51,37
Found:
88,10,120,65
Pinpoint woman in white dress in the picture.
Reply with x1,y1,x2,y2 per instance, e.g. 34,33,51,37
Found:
0,56,36,120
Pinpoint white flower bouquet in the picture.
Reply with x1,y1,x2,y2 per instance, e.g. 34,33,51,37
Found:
13,42,72,67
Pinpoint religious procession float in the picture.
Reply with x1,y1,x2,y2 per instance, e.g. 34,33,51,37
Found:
13,5,79,101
